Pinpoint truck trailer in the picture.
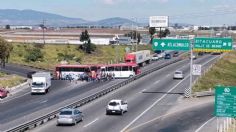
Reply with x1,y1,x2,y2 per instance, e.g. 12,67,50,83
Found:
124,50,151,67
31,72,51,94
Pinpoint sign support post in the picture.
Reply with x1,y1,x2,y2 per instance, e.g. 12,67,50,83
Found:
185,39,193,98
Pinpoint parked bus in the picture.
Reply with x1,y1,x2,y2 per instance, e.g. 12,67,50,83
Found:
55,64,91,80
101,63,141,78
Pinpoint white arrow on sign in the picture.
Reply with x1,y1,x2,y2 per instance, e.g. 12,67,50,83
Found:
161,42,166,47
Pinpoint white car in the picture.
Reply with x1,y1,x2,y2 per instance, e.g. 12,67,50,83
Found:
158,52,166,59
173,70,184,79
152,54,159,61
189,54,197,60
106,99,128,115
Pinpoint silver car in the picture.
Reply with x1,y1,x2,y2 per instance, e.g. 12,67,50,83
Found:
173,70,184,79
57,108,83,125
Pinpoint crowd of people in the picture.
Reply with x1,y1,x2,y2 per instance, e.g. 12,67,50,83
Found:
65,70,115,82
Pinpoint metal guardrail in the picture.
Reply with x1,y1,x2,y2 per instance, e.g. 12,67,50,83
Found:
6,58,182,132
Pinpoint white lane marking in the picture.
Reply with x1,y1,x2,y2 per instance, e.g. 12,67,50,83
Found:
121,55,219,132
166,74,170,77
83,118,99,128
195,117,215,132
141,89,146,93
154,80,160,84
142,80,160,93
126,102,214,131
39,100,48,104
0,91,31,103
120,74,190,132
201,55,219,66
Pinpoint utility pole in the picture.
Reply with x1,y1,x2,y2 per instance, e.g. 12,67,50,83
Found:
42,19,46,44
135,18,138,52
131,18,134,51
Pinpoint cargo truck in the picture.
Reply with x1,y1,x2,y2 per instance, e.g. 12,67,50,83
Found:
124,50,151,67
31,72,51,94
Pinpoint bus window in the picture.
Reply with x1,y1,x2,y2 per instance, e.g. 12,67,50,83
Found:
74,67,84,72
122,66,129,71
108,66,114,71
115,66,121,71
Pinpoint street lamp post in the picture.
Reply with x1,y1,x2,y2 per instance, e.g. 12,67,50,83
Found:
185,39,194,98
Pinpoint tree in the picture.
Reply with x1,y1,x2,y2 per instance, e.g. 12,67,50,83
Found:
149,27,156,44
80,30,90,43
0,37,13,67
159,29,170,38
25,48,44,62
79,30,96,54
5,25,10,29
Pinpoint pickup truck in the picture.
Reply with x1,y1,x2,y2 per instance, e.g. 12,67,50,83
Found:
106,99,128,115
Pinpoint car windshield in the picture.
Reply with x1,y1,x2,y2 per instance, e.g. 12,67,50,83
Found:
175,71,182,74
109,101,119,106
32,82,45,87
59,110,73,115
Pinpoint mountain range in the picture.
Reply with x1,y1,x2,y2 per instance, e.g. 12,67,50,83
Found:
0,9,140,27
0,9,190,27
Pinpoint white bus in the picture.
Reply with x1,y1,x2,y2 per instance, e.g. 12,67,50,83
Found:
101,63,141,78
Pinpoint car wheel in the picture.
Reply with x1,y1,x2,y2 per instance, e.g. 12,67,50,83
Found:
56,123,60,126
120,110,123,115
73,119,77,125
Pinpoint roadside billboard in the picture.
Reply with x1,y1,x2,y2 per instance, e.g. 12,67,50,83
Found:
149,16,169,27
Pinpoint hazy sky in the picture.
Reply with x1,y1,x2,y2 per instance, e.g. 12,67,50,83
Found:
1,0,236,25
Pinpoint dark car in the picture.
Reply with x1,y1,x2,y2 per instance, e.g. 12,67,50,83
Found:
165,53,171,59
0,88,9,99
27,71,36,78
173,52,179,57
198,52,204,56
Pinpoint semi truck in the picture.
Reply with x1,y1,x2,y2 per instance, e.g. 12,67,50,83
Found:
124,50,151,67
31,72,51,94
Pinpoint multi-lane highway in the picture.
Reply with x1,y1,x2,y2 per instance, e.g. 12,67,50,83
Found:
30,54,218,132
0,53,177,131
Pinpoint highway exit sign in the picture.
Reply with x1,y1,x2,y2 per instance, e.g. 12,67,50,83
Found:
194,38,233,52
152,39,190,51
215,86,236,117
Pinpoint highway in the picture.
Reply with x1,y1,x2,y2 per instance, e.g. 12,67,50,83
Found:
127,102,214,132
31,54,219,132
0,53,177,131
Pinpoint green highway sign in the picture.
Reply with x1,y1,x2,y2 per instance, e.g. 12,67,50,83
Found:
194,37,233,52
152,39,190,51
215,86,236,117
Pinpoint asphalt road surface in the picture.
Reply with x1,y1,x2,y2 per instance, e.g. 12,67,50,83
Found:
31,54,219,132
